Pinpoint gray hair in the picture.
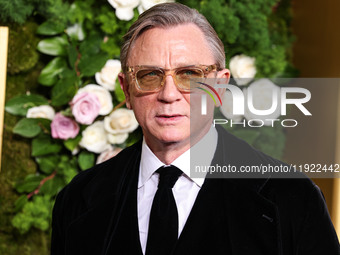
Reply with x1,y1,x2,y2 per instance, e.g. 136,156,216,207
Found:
120,2,225,72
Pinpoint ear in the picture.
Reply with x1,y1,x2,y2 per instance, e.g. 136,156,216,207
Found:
215,68,230,105
118,72,132,109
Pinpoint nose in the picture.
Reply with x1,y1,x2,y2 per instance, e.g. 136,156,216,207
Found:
157,74,182,103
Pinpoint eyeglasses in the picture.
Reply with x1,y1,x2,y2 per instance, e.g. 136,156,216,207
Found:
125,64,218,92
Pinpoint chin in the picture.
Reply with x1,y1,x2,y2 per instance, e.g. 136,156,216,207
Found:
157,129,190,145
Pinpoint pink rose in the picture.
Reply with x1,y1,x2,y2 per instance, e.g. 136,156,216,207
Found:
71,92,101,125
51,113,79,140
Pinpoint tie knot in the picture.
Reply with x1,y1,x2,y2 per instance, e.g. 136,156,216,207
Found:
156,165,182,189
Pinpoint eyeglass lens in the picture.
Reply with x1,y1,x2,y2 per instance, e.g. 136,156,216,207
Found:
136,68,205,91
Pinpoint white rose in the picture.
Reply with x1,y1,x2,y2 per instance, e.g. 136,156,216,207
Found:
243,79,281,126
79,121,111,153
138,0,175,14
77,84,113,115
96,146,123,164
66,23,85,41
104,108,139,135
219,90,243,122
107,0,140,21
95,60,121,91
26,105,55,120
229,54,257,86
107,133,129,144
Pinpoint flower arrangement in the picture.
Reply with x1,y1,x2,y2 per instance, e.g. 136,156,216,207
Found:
2,0,295,239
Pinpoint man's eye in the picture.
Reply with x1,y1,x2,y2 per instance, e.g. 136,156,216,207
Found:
138,70,161,79
183,70,196,75
178,69,202,77
146,71,158,76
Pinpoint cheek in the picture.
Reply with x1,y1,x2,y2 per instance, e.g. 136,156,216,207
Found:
130,97,154,123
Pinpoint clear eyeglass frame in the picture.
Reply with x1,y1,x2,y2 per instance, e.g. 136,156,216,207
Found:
125,64,218,92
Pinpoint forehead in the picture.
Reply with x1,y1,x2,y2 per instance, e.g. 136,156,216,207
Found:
127,23,215,67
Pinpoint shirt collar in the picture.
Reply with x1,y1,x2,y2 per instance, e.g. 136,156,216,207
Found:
138,125,218,188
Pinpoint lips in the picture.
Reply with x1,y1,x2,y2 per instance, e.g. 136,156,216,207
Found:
157,114,183,118
155,114,185,123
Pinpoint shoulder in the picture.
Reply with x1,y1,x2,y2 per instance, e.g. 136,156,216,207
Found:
215,125,319,199
54,140,142,211
67,140,141,189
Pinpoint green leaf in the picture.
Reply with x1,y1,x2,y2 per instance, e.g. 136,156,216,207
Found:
36,20,66,36
38,57,67,86
35,118,52,133
78,52,108,77
114,80,125,102
40,176,65,196
37,37,68,56
79,34,102,56
15,195,28,212
36,155,59,174
232,130,260,145
13,118,41,138
57,156,79,183
32,135,62,157
15,174,44,193
63,168,78,184
78,151,95,170
5,94,49,116
51,76,78,106
64,135,82,152
68,44,78,69
60,68,78,79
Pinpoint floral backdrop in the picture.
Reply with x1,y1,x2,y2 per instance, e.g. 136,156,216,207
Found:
0,0,295,253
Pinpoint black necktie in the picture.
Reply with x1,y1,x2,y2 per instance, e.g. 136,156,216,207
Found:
145,165,183,255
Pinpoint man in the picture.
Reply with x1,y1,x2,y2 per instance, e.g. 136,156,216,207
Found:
51,3,340,255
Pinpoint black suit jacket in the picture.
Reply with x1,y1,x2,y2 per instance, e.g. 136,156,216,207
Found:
51,126,340,255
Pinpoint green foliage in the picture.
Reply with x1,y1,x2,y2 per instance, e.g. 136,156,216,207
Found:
78,151,95,170
78,52,109,76
36,155,60,175
56,155,79,183
36,20,66,36
5,94,49,116
0,0,36,24
97,8,119,35
15,174,44,193
115,81,126,102
63,136,82,152
38,57,68,86
0,0,69,25
13,118,42,138
37,37,69,56
51,76,78,106
31,134,62,157
11,196,53,234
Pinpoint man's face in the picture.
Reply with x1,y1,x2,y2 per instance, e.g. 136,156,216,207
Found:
120,24,229,152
